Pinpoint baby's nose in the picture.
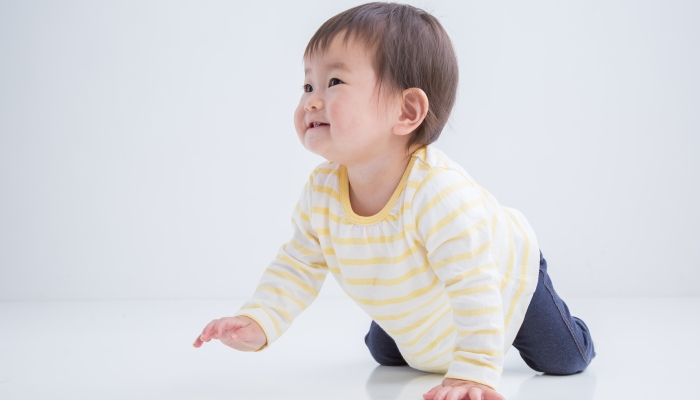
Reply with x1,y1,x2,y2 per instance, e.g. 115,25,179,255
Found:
304,96,323,111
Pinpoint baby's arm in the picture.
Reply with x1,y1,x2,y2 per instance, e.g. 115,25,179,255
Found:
193,315,267,352
192,175,328,352
411,169,506,394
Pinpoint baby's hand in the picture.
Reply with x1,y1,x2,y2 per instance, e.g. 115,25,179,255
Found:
193,315,267,352
423,378,504,400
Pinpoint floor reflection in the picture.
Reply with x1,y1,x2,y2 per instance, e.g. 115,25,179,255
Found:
364,365,440,400
364,364,597,400
512,371,597,400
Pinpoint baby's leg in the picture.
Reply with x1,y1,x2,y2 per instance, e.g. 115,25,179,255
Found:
512,251,596,375
364,320,408,366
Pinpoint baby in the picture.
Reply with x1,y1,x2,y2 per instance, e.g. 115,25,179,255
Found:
193,3,595,400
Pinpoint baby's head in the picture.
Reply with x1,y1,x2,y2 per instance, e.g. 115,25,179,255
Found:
294,2,458,166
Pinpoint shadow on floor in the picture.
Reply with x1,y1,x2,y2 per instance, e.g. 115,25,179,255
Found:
364,365,440,400
364,365,597,400
511,371,597,400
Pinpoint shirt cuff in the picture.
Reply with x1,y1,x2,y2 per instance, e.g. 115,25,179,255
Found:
445,359,502,390
234,309,275,352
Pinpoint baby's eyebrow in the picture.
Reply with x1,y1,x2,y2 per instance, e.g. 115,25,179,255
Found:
304,61,351,75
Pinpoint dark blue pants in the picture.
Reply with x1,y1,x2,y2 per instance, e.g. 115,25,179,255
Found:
364,251,596,375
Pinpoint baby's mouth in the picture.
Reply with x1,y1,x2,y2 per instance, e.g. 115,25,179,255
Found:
309,122,329,129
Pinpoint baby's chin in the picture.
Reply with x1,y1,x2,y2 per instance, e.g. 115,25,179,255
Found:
302,133,334,160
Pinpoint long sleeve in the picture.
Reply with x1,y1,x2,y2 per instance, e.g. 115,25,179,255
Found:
410,167,505,389
234,176,329,350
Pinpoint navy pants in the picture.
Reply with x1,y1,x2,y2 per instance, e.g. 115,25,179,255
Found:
364,251,596,375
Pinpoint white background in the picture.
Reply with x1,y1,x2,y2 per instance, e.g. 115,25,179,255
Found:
1,0,698,300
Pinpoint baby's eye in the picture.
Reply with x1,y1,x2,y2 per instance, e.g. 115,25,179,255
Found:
303,84,313,93
329,78,343,87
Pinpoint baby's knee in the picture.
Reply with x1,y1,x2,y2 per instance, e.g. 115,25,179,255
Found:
523,344,594,375
533,356,591,375
364,331,407,366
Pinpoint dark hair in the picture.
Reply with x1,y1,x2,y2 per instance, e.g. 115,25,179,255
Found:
304,2,459,153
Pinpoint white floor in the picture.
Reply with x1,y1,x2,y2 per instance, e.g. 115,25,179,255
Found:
0,297,698,399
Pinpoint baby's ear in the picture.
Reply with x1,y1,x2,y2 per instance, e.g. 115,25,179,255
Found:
393,88,429,136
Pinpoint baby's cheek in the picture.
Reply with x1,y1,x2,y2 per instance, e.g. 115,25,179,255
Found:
293,105,306,136
327,102,354,135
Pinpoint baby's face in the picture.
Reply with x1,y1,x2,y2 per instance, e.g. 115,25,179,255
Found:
294,35,400,166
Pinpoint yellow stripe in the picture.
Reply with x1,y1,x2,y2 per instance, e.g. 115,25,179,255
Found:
311,206,402,225
398,306,453,347
490,213,498,240
238,304,282,337
257,285,308,310
328,212,346,224
316,225,415,244
446,283,499,298
314,167,339,176
322,247,335,255
413,162,431,171
417,146,427,162
431,241,491,271
504,209,531,330
444,263,496,287
424,199,486,241
338,242,420,265
443,218,491,245
266,303,293,323
342,260,429,286
457,328,504,337
491,212,504,268
431,359,451,370
413,168,447,201
500,216,516,292
303,232,319,243
331,230,407,245
408,324,456,358
312,185,340,202
264,269,319,297
385,301,450,335
453,353,502,372
347,275,439,306
288,239,317,256
312,206,329,215
277,254,326,280
295,204,311,222
419,345,453,365
453,347,503,357
453,305,501,317
372,292,446,322
407,181,420,191
311,207,346,224
415,181,471,226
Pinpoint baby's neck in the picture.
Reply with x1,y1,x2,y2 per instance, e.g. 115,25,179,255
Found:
345,144,422,217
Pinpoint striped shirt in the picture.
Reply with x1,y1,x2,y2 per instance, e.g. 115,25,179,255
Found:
235,144,540,389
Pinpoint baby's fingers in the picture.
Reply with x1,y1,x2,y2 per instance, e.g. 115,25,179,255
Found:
213,317,246,339
466,387,483,400
482,389,504,400
197,319,220,343
423,384,442,399
229,324,257,342
446,387,468,400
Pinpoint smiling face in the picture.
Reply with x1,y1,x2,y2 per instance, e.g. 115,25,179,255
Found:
294,34,403,166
